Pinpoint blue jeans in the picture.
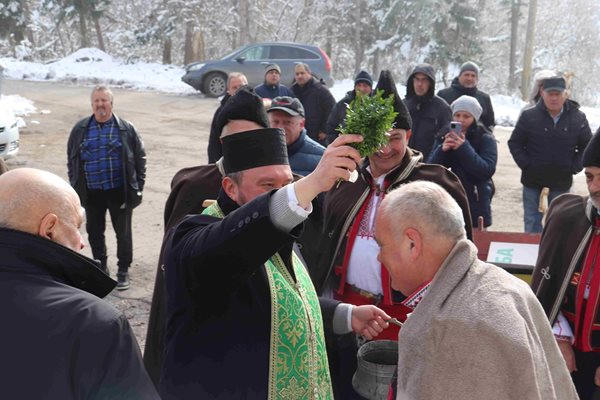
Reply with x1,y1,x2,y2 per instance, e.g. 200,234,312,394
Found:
522,185,569,233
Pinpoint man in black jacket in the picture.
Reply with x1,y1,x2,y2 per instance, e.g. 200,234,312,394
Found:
405,63,452,159
207,72,248,163
326,70,373,144
508,76,592,233
437,61,495,131
0,168,158,400
291,63,336,146
67,85,146,290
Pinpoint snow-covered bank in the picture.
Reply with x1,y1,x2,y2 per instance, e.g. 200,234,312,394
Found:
1,48,599,131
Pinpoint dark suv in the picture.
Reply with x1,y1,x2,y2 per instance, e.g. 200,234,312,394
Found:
182,42,333,97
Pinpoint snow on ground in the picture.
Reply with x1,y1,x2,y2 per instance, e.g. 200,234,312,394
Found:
1,47,599,131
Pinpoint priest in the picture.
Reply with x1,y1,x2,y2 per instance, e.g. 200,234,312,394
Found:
159,127,391,399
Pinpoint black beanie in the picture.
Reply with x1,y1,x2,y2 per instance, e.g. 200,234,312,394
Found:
215,86,269,136
221,128,289,174
354,70,373,87
583,130,600,168
374,70,412,130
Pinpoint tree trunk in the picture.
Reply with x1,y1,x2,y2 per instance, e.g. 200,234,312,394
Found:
183,21,194,65
238,0,249,46
192,30,205,61
162,37,172,64
372,49,379,80
353,0,363,73
520,0,537,100
79,13,89,48
93,15,105,51
324,22,332,61
508,0,519,91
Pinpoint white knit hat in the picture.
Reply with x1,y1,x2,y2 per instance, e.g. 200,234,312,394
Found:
451,95,483,121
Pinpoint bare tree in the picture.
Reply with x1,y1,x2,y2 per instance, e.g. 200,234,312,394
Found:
521,0,537,99
508,0,520,91
238,0,249,46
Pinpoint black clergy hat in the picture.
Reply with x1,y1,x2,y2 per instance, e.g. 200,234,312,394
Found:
221,128,289,174
374,70,412,130
583,131,600,168
215,86,269,136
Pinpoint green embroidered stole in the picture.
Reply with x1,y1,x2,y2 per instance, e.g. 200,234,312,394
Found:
203,203,333,399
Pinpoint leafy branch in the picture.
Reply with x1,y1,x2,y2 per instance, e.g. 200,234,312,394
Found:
337,89,398,157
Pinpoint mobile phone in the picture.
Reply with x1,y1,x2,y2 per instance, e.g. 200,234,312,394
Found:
449,121,462,135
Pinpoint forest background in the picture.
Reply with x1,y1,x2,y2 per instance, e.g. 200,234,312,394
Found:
1,0,599,106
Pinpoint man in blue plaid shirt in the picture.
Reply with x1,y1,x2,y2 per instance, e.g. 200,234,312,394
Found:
67,86,146,290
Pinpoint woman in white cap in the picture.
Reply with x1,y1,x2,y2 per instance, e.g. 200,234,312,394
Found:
427,95,497,228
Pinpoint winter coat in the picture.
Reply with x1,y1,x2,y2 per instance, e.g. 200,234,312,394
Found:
428,123,497,227
531,195,600,342
437,77,496,130
396,239,578,400
508,99,592,190
325,90,357,144
67,114,146,208
144,163,324,386
159,190,339,400
292,77,336,145
254,83,295,99
405,66,452,159
0,228,159,399
207,94,230,163
288,129,325,176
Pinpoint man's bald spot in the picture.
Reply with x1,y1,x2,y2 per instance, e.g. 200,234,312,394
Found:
0,168,82,234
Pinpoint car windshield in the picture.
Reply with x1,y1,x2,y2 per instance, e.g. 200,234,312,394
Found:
220,48,240,60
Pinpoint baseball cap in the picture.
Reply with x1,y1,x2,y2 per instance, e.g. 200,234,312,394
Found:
268,96,305,118
543,77,566,92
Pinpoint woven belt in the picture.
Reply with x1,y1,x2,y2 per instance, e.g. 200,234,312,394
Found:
346,283,383,304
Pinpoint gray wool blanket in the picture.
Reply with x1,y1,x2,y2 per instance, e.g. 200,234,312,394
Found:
396,239,578,400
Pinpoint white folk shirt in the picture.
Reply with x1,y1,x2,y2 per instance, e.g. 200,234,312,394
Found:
346,173,386,295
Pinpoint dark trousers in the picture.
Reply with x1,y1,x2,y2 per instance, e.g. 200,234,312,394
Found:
573,349,600,399
86,188,132,273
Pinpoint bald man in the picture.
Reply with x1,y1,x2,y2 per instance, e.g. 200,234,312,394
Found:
0,168,159,400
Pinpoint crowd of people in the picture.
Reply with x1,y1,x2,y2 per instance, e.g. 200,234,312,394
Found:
0,60,599,399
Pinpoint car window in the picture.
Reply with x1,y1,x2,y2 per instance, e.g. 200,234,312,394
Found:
269,46,319,60
239,46,269,60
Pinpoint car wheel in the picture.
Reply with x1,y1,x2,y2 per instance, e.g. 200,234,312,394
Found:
202,72,227,97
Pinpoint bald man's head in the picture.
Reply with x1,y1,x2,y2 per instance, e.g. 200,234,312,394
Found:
0,168,85,252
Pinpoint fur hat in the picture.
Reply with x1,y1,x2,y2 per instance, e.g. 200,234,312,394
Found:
215,86,269,136
451,95,483,121
374,70,412,130
583,130,600,168
222,128,289,174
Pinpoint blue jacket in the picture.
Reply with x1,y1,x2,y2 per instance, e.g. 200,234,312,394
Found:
287,129,325,176
428,123,497,227
508,99,592,190
254,83,295,99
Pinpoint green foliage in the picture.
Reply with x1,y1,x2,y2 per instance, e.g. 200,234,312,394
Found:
338,89,398,157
